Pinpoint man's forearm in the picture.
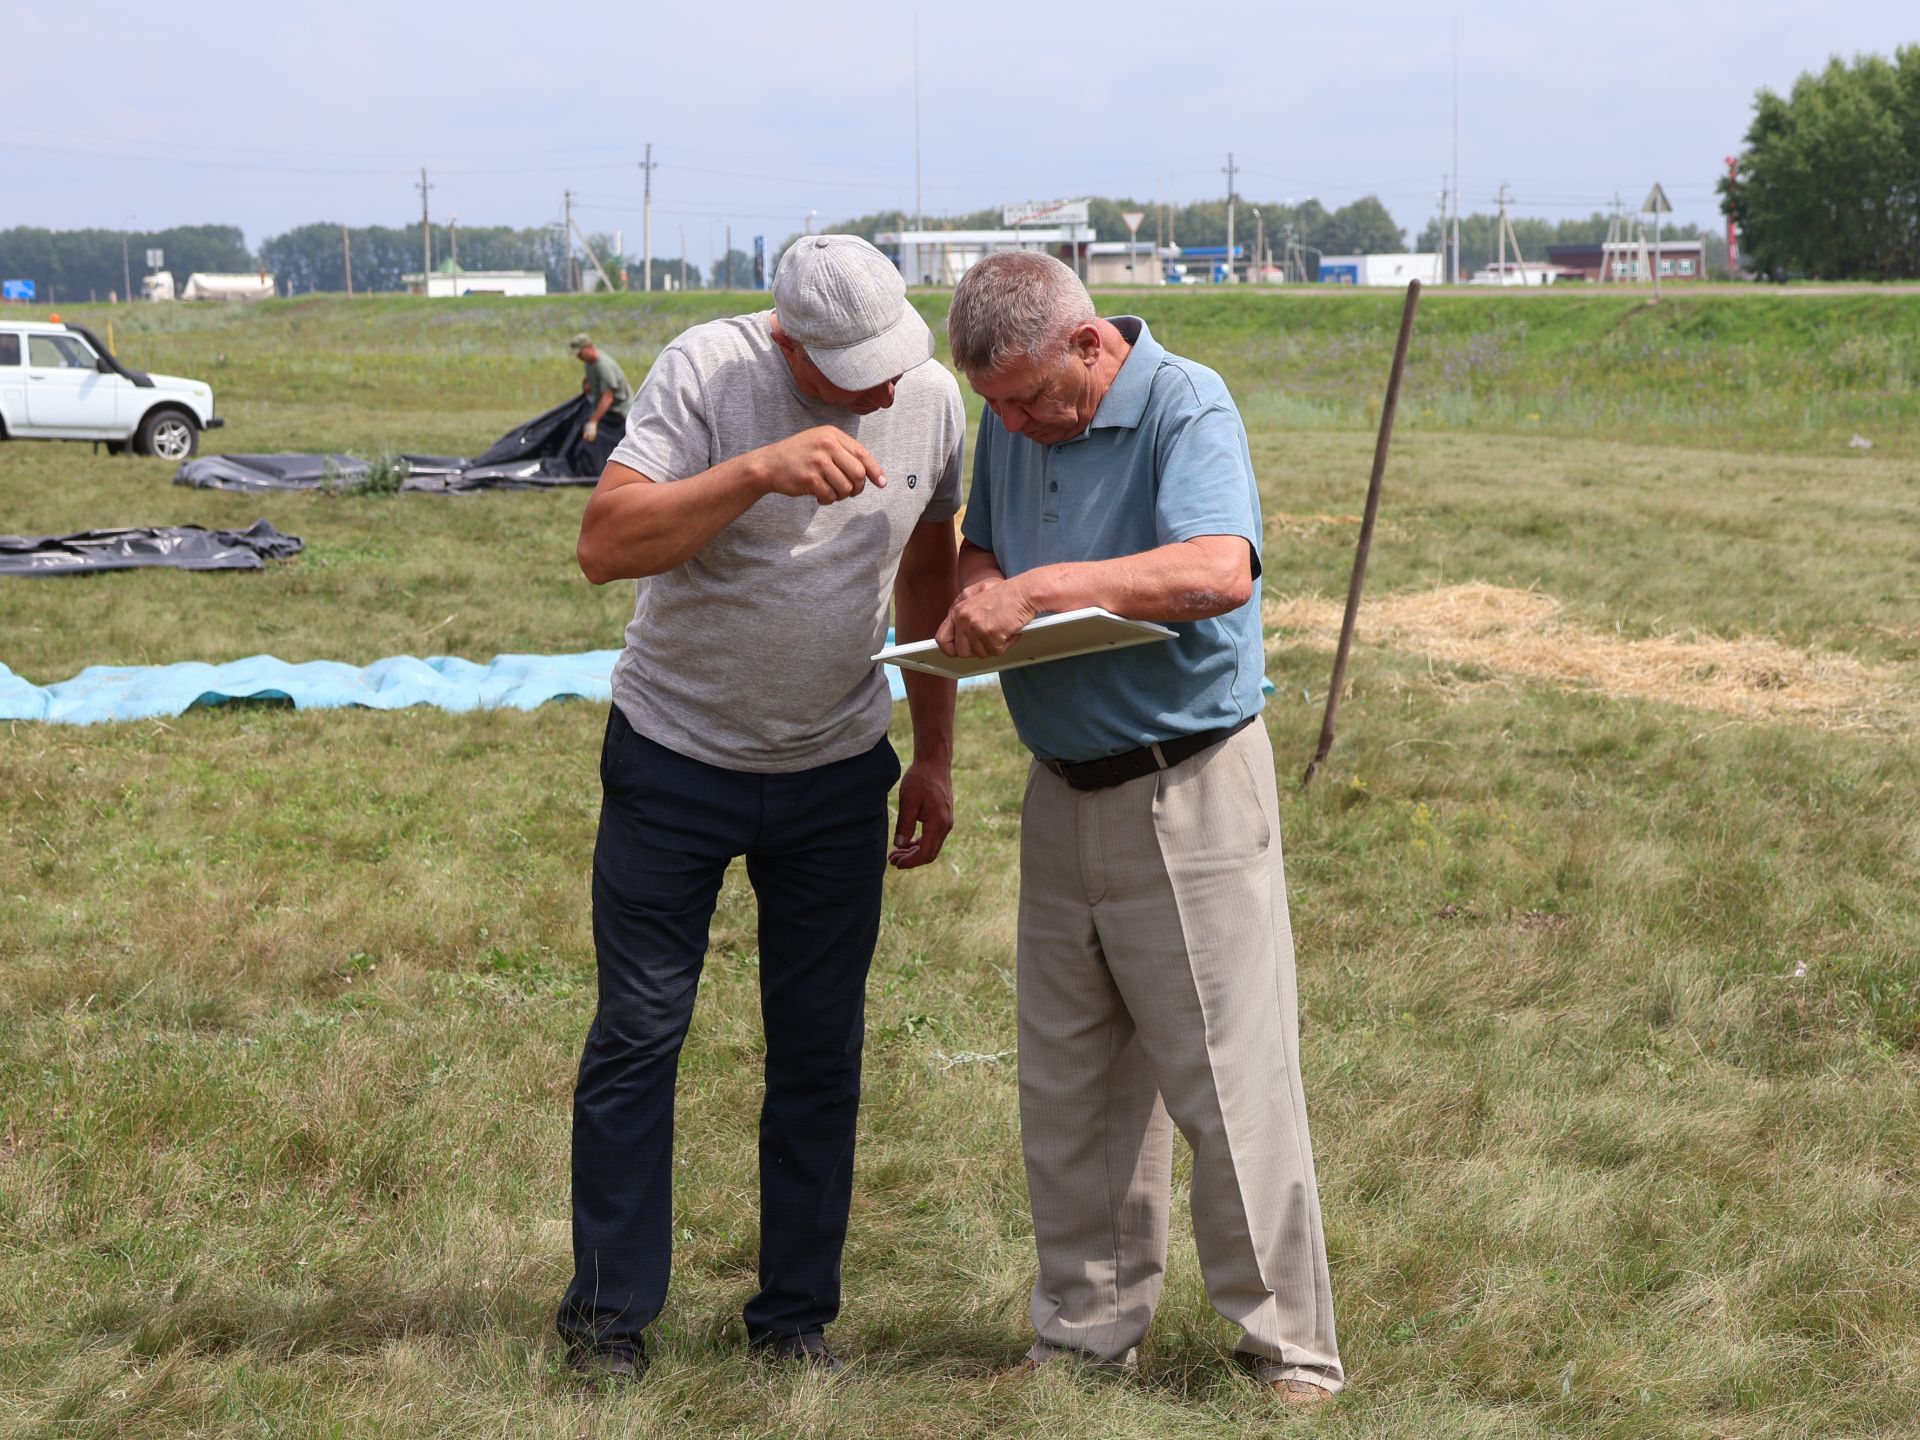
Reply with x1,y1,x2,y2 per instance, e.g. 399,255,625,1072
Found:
589,390,615,426
958,539,1005,590
1013,538,1253,623
577,458,764,583
896,538,960,764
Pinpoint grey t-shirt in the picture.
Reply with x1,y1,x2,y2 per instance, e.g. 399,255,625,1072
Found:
606,311,963,772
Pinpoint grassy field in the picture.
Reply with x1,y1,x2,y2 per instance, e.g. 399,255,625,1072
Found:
3,290,1918,1438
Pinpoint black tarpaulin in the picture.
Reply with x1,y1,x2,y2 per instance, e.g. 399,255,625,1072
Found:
0,520,304,576
172,453,369,491
173,396,619,495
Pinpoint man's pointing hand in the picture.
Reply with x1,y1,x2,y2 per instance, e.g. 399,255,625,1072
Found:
756,426,887,506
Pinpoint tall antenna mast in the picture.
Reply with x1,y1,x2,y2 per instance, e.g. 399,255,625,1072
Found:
1450,26,1460,284
913,14,924,237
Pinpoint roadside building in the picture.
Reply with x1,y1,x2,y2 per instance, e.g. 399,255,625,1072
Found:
1317,253,1442,287
403,261,548,297
1173,245,1244,284
1545,240,1706,283
1085,240,1164,285
875,229,1089,286
1468,260,1571,287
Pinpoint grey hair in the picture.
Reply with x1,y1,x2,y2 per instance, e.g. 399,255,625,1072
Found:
946,251,1096,376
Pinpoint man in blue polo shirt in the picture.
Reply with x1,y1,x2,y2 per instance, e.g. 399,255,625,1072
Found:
937,251,1344,1406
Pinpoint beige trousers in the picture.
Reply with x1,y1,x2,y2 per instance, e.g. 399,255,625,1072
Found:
1015,720,1343,1390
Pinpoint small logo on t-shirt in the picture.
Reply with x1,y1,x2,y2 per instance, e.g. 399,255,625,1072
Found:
906,474,918,488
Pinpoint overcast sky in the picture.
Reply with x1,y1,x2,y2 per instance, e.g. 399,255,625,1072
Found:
7,2,1913,263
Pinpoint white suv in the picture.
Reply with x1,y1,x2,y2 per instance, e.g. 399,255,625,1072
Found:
0,320,223,460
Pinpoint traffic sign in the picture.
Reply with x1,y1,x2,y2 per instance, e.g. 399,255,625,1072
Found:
1642,183,1672,215
2,279,34,301
146,248,164,268
1121,210,1146,237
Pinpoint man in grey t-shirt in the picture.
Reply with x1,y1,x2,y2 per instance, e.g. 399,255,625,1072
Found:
560,236,962,1382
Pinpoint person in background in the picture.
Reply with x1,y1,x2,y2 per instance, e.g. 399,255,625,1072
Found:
569,332,631,447
560,236,963,1384
938,250,1344,1407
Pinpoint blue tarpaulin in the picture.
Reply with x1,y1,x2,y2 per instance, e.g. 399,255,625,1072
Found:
0,652,995,726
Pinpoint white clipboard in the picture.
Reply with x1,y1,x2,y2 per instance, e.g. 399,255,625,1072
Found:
874,607,1176,679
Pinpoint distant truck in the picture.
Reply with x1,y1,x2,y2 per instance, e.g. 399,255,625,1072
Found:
0,319,223,458
178,272,276,302
142,270,176,302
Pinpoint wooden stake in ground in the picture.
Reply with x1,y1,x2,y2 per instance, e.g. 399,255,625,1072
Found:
1302,279,1422,787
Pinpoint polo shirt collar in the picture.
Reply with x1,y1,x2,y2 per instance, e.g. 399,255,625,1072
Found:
1088,316,1161,432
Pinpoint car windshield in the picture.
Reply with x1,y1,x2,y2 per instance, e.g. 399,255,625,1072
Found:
28,333,97,369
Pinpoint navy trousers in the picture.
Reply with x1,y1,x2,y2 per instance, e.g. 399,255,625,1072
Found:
557,706,900,1359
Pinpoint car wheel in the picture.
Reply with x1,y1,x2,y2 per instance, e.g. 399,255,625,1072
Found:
138,409,199,461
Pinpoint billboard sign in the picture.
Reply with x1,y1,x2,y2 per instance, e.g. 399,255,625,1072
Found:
2,279,35,301
1004,199,1089,228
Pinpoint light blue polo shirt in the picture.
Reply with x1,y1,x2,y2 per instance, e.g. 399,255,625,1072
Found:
961,317,1266,762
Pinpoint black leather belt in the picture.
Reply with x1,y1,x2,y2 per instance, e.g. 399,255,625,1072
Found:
1040,715,1255,792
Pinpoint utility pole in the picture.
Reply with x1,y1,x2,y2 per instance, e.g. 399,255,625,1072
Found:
417,167,433,284
1644,181,1671,301
725,224,733,289
568,213,616,294
1222,152,1239,283
1490,185,1528,285
680,226,688,291
563,190,576,291
638,143,656,292
342,225,353,296
1253,209,1264,284
121,230,131,305
450,214,459,275
1497,184,1507,282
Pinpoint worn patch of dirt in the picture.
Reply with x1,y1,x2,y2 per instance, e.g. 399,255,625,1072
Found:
1267,582,1912,729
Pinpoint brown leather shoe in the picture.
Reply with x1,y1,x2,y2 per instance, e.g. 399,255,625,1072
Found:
1268,1378,1335,1405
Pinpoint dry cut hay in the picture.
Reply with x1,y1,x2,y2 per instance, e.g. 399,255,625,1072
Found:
1266,582,1912,728
1265,511,1365,537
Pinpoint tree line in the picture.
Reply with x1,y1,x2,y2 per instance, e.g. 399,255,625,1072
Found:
818,195,1409,262
258,223,707,294
0,226,254,302
1414,214,1728,281
0,223,706,299
1722,46,1920,280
